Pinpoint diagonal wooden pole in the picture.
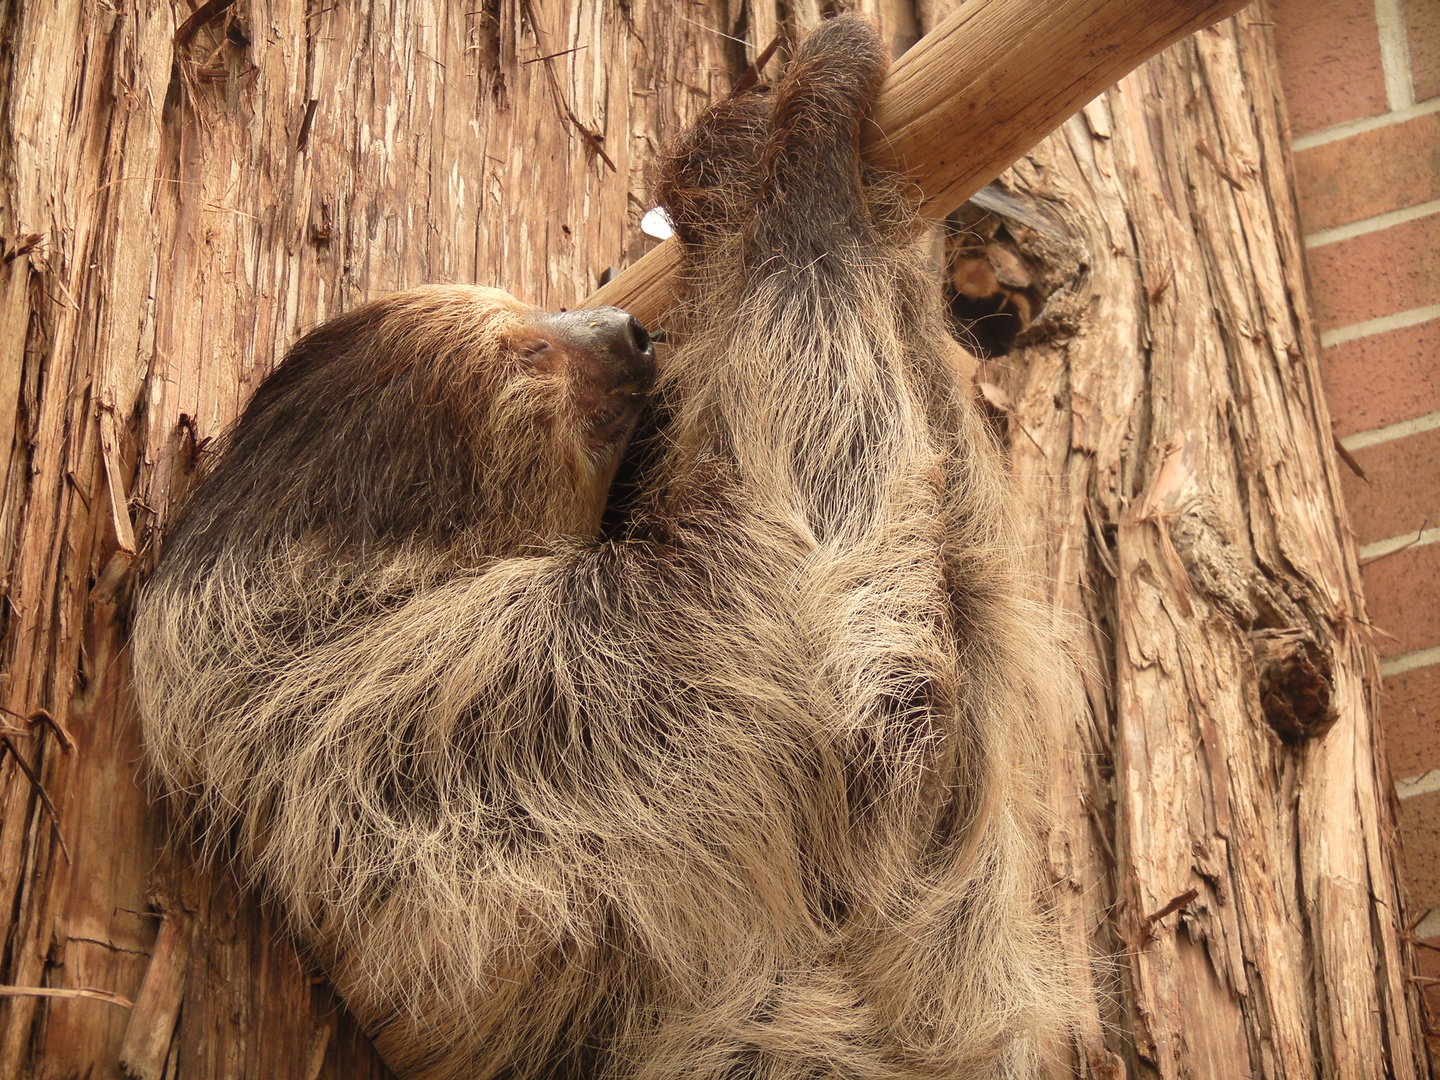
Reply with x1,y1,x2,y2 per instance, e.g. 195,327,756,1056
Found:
584,0,1248,326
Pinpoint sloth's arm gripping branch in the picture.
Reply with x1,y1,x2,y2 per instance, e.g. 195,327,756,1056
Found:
656,17,934,545
588,0,1249,329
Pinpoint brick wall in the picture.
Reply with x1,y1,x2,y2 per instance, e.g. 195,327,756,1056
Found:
1270,0,1440,1017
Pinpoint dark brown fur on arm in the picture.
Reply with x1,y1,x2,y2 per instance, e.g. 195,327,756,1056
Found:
133,16,1063,1080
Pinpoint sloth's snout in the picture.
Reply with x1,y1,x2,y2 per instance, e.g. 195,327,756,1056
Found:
599,310,652,361
627,316,652,356
558,307,655,385
521,307,657,390
520,307,657,439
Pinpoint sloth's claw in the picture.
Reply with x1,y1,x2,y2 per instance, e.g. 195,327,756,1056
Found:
760,15,888,196
658,16,888,260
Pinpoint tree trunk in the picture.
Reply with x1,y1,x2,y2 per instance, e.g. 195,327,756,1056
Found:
950,7,1429,1076
0,2,1423,1079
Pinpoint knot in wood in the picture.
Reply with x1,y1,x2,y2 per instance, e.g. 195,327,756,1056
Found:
1253,629,1338,742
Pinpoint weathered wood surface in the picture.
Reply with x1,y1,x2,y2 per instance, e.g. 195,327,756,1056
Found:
0,0,1425,1077
954,7,1429,1076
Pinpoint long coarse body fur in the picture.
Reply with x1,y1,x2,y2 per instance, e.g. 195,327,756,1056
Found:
133,17,1060,1079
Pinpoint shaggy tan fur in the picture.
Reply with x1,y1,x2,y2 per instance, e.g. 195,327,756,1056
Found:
133,16,1062,1079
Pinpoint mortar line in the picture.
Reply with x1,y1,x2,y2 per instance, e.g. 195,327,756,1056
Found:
1305,200,1440,249
1416,907,1440,939
1359,527,1440,562
1321,306,1440,349
1292,98,1440,151
1341,410,1440,451
1381,645,1440,678
1397,768,1440,800
1374,0,1417,110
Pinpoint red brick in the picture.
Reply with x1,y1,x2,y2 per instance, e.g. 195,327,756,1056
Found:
1418,942,1440,1021
1408,0,1440,103
1340,426,1440,546
1294,114,1440,234
1384,663,1440,780
1414,930,1440,1033
1398,788,1440,910
1322,318,1440,436
1307,213,1440,331
1270,0,1389,136
1361,542,1440,656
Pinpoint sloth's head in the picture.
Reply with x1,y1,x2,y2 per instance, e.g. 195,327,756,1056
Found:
165,285,656,571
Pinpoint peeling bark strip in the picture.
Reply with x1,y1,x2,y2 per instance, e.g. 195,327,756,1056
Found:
0,1,1424,1078
118,912,192,1080
0,985,135,1009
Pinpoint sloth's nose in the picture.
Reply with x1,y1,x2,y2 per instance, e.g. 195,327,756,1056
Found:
576,307,654,368
539,306,656,384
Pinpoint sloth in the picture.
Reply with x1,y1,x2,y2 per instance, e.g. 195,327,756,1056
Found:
133,16,1061,1080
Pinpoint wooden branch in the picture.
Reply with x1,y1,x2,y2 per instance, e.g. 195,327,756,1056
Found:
584,0,1247,327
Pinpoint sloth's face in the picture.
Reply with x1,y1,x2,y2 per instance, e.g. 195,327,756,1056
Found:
200,286,659,555
504,305,656,457
463,289,657,539
347,285,657,542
